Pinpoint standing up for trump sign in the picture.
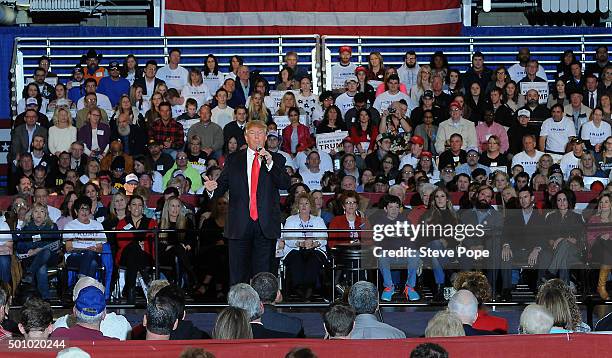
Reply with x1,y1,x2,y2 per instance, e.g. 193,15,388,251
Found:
520,82,549,104
316,131,349,153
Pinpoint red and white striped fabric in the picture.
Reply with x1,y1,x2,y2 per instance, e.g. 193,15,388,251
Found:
164,0,462,37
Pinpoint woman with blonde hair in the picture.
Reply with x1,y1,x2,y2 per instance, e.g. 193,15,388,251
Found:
535,154,554,178
247,92,272,123
425,310,465,337
154,83,168,101
111,94,142,126
159,196,196,285
579,151,606,177
48,107,77,156
410,65,433,109
130,83,150,117
213,306,253,339
275,92,305,116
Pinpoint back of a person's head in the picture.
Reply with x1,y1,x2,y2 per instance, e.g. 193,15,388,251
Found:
447,289,478,325
145,295,179,336
410,343,449,358
250,272,279,304
348,281,378,315
213,306,253,340
323,303,355,338
227,283,263,321
536,286,572,330
147,279,170,303
520,304,554,334
285,347,318,358
19,297,53,336
156,284,186,320
425,310,466,337
452,271,491,304
179,347,216,358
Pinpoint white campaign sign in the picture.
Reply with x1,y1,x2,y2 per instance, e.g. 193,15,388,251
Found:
315,131,349,153
520,82,549,104
268,90,301,111
273,115,308,131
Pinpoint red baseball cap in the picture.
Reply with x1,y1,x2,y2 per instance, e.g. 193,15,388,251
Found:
355,66,367,74
410,135,425,146
339,46,352,55
449,101,463,110
420,151,433,158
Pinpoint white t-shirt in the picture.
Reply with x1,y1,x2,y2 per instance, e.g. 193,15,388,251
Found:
53,312,132,340
331,63,357,90
296,93,320,124
63,219,107,243
182,83,212,108
76,93,112,112
299,168,324,190
202,71,225,94
560,152,581,180
511,150,544,176
335,92,356,117
508,63,548,82
581,120,611,146
295,150,333,174
156,65,189,92
373,91,411,115
47,205,62,223
178,118,200,141
540,117,576,153
171,104,186,119
211,106,234,129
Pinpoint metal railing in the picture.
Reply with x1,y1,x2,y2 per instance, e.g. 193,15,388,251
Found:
12,34,321,118
321,34,612,90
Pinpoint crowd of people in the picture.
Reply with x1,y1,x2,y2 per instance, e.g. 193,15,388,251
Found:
4,43,612,311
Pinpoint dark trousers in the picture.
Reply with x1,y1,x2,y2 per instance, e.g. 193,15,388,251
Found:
67,250,100,278
500,247,549,289
120,241,152,290
284,249,326,289
228,219,276,285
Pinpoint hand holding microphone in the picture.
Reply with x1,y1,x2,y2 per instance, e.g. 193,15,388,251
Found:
256,146,272,164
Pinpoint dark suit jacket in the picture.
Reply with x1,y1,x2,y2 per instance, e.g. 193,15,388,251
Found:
213,149,291,240
502,208,546,250
250,323,295,339
233,79,254,106
261,305,304,338
10,124,48,164
223,121,247,149
463,324,496,336
133,77,166,96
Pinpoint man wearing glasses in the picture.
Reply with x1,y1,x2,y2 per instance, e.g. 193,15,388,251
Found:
436,101,477,154
76,78,112,113
162,151,203,193
97,61,130,108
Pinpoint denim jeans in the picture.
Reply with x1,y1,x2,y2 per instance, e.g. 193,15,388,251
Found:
67,250,100,278
0,255,11,284
26,248,59,299
378,240,447,289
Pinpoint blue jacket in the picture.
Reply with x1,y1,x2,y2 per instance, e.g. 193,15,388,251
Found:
16,223,61,254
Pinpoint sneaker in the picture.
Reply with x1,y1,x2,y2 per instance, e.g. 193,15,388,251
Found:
381,286,394,301
403,285,420,301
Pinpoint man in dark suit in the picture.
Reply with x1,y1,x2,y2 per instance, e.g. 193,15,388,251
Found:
205,120,291,284
251,272,304,337
10,109,48,167
501,187,548,299
223,105,248,149
232,65,254,106
134,60,166,97
448,290,495,336
228,283,295,339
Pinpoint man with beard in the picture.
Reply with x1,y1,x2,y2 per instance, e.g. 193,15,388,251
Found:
16,175,34,197
460,185,503,297
501,187,547,299
32,67,56,101
397,51,420,90
585,45,611,78
81,49,108,84
455,149,490,177
517,89,550,125
508,47,548,82
29,134,53,169
146,139,174,176
110,112,146,155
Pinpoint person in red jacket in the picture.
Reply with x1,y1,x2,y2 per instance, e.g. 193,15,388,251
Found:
350,108,379,159
328,190,371,249
115,195,157,303
281,107,312,155
453,271,508,334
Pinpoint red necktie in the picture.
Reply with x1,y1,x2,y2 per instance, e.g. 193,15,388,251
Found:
250,152,260,220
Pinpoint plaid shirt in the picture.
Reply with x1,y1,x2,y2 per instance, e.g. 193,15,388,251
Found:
148,118,185,150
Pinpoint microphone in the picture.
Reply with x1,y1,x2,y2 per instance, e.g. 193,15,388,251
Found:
256,146,267,164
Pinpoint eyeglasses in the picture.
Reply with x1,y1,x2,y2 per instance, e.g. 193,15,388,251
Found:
177,156,187,160
450,108,461,112
344,201,358,205
467,154,479,158
443,169,454,173
402,171,414,175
